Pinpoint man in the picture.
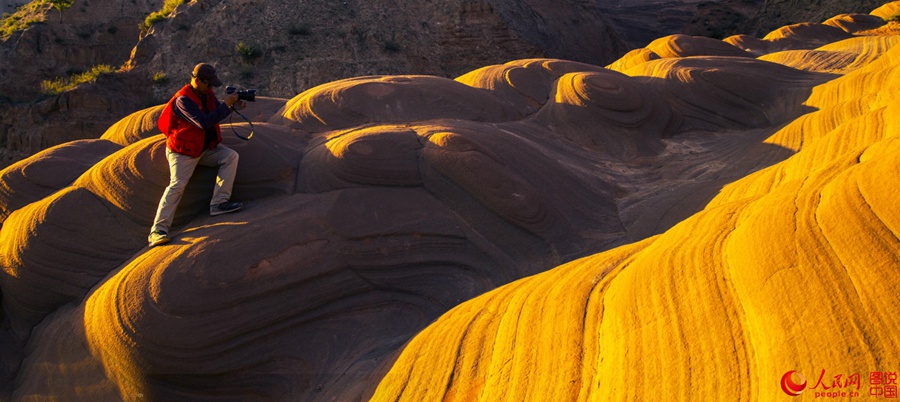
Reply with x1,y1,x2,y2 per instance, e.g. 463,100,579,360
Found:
148,63,246,247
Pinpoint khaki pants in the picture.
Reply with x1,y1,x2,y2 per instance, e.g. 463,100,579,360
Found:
151,145,239,234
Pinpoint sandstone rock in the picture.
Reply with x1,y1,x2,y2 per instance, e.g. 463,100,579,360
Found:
624,56,829,130
276,75,522,132
759,36,900,73
872,1,900,20
762,21,854,51
823,13,887,33
371,18,900,402
0,139,120,223
645,33,753,58
2,3,899,402
457,58,608,115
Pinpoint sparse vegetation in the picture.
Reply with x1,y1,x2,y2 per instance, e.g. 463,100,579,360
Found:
40,64,116,95
152,71,169,85
236,41,261,63
141,0,184,31
42,0,74,21
48,0,75,15
1,1,52,40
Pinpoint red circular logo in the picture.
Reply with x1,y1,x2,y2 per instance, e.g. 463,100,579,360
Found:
781,370,808,396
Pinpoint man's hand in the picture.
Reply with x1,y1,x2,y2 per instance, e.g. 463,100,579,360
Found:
224,92,239,108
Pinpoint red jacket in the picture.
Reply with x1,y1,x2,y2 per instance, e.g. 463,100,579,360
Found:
158,84,223,157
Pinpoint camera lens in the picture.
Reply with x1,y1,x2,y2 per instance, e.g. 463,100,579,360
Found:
238,89,256,102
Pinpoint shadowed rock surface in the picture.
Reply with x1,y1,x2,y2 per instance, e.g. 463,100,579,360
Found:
372,8,900,402
1,3,899,402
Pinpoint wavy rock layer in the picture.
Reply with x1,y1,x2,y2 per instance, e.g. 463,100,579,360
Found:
277,75,523,132
759,35,900,73
625,57,829,130
372,14,900,402
0,140,121,223
2,3,899,402
645,34,753,59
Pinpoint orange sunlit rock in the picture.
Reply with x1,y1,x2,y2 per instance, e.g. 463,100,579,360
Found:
823,13,887,33
371,15,900,399
645,34,753,59
2,2,899,401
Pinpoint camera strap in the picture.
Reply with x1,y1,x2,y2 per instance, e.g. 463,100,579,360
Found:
228,106,254,140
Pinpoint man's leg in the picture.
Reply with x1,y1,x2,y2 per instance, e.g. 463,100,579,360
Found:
198,145,239,206
151,149,200,234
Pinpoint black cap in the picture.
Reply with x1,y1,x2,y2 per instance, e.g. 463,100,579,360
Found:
192,63,223,87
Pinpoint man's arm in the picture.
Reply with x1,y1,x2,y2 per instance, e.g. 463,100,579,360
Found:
173,96,233,129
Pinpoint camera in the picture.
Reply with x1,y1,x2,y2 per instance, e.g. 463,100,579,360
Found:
225,86,257,102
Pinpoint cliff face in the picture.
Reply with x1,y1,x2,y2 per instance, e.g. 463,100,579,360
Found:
0,0,158,102
131,0,628,102
0,0,160,166
0,0,28,14
0,74,149,168
2,0,885,103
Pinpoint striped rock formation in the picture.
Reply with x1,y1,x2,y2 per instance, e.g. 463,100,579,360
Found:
1,2,899,401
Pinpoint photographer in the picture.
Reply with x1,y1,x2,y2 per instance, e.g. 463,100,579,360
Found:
148,63,246,247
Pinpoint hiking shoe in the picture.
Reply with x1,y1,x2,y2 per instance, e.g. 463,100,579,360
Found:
210,201,243,216
148,230,169,247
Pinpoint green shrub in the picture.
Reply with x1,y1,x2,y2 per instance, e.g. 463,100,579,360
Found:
47,0,74,13
152,71,168,84
1,1,52,40
39,77,68,95
235,41,261,63
144,11,166,26
40,64,116,95
141,0,183,31
47,0,73,21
